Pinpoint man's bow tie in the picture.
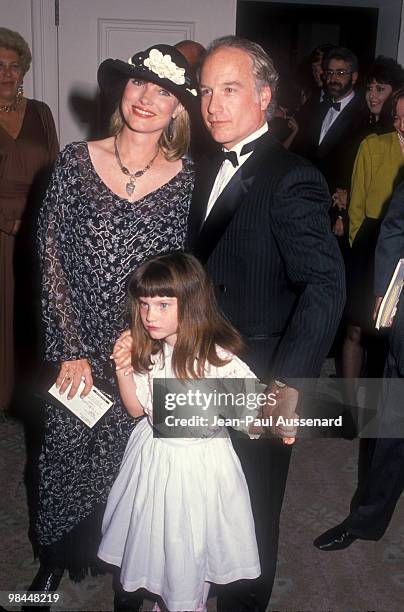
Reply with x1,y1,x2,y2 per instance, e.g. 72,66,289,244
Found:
321,96,341,112
222,150,239,167
221,136,262,168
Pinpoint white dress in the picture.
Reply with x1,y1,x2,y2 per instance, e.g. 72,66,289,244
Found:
98,346,261,611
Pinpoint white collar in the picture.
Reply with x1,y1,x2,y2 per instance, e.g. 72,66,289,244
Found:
332,90,355,112
223,123,269,158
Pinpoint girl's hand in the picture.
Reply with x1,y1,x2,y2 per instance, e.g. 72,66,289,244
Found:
56,358,93,399
262,384,298,445
111,330,134,375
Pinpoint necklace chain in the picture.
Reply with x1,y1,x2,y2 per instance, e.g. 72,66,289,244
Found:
114,135,159,197
0,89,23,113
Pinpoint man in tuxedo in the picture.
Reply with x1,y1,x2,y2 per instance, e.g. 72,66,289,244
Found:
292,47,365,246
314,179,404,551
187,36,345,611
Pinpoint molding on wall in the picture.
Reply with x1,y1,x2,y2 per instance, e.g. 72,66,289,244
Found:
97,18,195,62
31,0,59,132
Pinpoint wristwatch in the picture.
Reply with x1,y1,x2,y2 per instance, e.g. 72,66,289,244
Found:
273,379,287,393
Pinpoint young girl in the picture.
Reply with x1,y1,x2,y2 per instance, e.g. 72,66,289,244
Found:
98,252,261,611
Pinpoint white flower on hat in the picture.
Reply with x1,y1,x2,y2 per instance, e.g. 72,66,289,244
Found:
143,48,185,85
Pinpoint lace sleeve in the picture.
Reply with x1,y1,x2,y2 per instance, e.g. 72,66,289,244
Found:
37,146,87,362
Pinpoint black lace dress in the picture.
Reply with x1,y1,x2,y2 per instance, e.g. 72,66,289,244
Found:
36,142,194,578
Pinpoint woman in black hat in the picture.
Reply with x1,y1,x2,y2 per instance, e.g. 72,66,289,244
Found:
28,45,196,603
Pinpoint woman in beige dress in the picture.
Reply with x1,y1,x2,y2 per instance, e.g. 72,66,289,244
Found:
0,27,58,411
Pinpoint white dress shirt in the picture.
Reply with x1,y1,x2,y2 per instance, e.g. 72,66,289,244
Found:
319,91,355,145
205,123,269,220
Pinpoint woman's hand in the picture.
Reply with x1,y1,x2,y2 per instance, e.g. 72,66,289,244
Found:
11,220,22,236
56,358,93,399
111,330,133,376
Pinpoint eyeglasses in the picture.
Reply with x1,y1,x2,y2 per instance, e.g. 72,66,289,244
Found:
325,69,351,79
0,62,22,75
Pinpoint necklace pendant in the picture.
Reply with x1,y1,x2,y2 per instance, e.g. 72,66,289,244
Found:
126,182,135,196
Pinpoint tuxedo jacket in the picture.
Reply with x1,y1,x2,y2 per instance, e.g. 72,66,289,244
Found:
187,133,346,382
293,93,365,194
375,179,404,297
375,180,404,379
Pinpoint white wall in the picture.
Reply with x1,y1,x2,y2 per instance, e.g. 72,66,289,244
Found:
2,0,237,144
377,0,402,59
397,0,404,66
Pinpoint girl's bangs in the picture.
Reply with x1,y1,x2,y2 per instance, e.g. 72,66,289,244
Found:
130,264,177,298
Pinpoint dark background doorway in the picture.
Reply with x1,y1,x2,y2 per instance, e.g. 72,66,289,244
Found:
237,2,378,78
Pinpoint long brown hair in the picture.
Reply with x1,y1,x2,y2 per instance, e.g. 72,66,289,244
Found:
128,252,243,378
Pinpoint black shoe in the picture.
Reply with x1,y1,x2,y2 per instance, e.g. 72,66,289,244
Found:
113,592,143,612
313,524,357,551
28,564,64,591
21,565,64,611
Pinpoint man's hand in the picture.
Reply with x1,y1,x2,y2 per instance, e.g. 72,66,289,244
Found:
332,217,344,236
56,358,93,399
373,296,383,322
111,330,133,375
262,383,299,445
287,116,299,135
332,188,348,210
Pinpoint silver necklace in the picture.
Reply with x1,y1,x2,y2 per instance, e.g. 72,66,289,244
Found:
114,135,159,197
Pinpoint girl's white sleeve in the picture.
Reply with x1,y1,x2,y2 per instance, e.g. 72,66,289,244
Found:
217,352,261,438
133,372,151,415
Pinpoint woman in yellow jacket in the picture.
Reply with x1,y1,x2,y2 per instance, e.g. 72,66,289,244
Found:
343,88,404,394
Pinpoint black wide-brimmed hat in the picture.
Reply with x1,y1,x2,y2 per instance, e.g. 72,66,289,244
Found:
97,44,198,109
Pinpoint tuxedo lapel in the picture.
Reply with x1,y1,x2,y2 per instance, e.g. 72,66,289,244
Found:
312,99,331,145
318,98,358,156
187,152,222,249
193,133,277,263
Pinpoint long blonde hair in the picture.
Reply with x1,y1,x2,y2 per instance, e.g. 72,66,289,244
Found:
109,102,190,161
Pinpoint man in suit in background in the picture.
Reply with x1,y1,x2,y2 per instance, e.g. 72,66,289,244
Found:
187,36,346,611
315,179,404,551
292,47,365,249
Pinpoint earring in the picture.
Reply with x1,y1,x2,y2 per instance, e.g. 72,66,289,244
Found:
16,82,24,103
167,117,175,142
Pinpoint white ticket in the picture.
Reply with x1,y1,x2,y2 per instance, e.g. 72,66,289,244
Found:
48,379,113,428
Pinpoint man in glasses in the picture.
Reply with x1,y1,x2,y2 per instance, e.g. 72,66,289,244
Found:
293,47,365,252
